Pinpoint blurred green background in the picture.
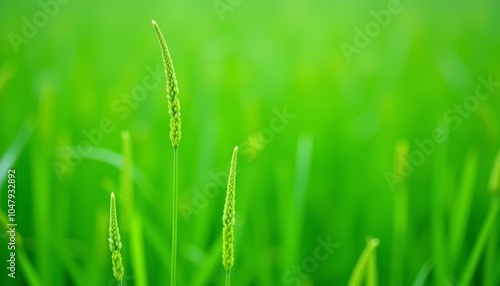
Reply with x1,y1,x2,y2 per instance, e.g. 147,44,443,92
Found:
1,0,500,285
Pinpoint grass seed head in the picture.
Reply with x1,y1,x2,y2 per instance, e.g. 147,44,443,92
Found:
223,146,238,271
109,192,124,284
152,20,181,148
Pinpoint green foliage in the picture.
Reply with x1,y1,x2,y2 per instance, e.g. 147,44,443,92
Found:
1,1,500,285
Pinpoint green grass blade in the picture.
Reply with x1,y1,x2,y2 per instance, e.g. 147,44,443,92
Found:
130,214,148,286
483,148,500,286
0,121,34,189
348,237,380,286
250,194,273,286
366,247,379,286
449,148,479,273
412,258,434,286
191,235,223,286
431,130,449,285
30,137,53,285
120,131,148,286
143,215,170,259
484,228,498,286
290,134,314,263
1,210,42,285
18,247,43,286
87,209,108,286
120,131,134,230
390,140,409,286
75,146,164,216
459,199,499,285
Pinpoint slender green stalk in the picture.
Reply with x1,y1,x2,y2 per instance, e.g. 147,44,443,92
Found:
120,130,133,230
460,148,500,285
226,270,231,286
171,148,178,286
484,209,498,286
450,149,479,266
459,199,499,285
485,149,500,286
366,247,378,286
431,134,448,285
223,147,238,285
412,258,434,286
348,237,380,286
121,131,148,286
390,140,408,286
31,85,55,285
18,248,43,286
282,135,313,274
152,19,182,286
449,148,478,274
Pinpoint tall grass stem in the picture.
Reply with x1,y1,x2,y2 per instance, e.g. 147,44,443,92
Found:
459,199,499,285
348,237,380,286
225,270,231,286
171,148,179,285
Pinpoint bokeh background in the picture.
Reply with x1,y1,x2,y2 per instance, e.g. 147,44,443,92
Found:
1,0,500,285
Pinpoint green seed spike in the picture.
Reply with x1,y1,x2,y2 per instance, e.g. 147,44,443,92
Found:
151,19,181,148
109,192,124,285
223,146,238,272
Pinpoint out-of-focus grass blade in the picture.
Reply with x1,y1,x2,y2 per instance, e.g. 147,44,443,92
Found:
0,121,35,190
130,214,148,286
120,131,134,231
282,134,313,271
431,124,449,284
121,131,148,286
460,148,500,284
459,199,499,285
191,235,223,286
449,148,479,273
61,146,163,215
348,237,380,286
86,210,108,286
390,140,409,286
483,148,500,286
142,216,169,284
18,247,43,286
366,246,379,286
251,191,273,286
30,87,55,284
412,258,434,286
1,209,41,285
0,62,16,94
484,228,497,286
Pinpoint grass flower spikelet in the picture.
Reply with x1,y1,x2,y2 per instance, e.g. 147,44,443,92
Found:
223,146,238,271
151,19,181,148
109,192,124,285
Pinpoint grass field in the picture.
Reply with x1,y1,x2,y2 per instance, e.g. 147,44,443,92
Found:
1,0,500,285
